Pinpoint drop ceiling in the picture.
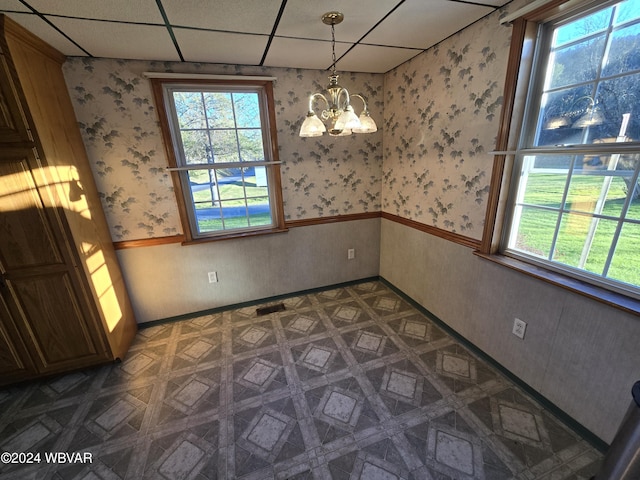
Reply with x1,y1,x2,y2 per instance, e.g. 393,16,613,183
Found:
0,0,511,73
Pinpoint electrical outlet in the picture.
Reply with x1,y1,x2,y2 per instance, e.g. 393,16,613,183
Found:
512,318,527,339
208,271,218,283
347,248,355,260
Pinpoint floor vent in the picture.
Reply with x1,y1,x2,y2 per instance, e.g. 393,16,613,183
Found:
256,303,286,316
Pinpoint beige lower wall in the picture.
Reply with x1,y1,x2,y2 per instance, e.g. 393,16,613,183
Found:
115,215,638,443
380,217,640,444
116,219,380,324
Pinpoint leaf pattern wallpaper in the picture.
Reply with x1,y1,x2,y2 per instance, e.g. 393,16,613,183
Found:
382,5,518,240
63,0,528,242
63,60,384,240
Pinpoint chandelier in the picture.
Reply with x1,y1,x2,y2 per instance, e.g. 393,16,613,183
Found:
299,12,378,137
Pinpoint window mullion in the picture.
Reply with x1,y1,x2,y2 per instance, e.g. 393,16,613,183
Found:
547,155,576,261
602,160,640,276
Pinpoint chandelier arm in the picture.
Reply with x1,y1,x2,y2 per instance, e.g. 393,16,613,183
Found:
350,94,369,113
337,87,351,108
308,93,329,113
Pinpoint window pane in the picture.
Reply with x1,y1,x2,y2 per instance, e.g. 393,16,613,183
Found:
615,0,640,26
204,92,234,128
188,170,218,208
238,129,265,161
180,130,210,164
210,130,240,163
553,214,617,275
537,87,592,146
566,171,629,218
547,36,606,89
216,169,245,201
173,91,206,129
509,206,558,259
522,172,568,207
623,154,640,220
608,222,640,286
553,7,612,47
248,196,272,226
593,75,640,141
233,92,261,128
602,22,640,77
247,166,269,198
197,211,224,234
219,200,249,229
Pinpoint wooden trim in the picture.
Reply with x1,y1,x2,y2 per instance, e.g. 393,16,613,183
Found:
113,213,382,249
149,78,194,241
381,212,481,249
113,235,185,250
517,0,608,23
143,72,277,81
264,81,286,232
113,213,479,250
285,212,381,228
480,17,533,254
474,252,640,316
181,227,289,245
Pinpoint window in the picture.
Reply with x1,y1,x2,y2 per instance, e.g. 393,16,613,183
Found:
498,0,640,299
151,77,285,241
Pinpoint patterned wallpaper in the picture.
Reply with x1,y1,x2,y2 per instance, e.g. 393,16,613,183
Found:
63,60,383,241
63,0,529,243
382,3,521,240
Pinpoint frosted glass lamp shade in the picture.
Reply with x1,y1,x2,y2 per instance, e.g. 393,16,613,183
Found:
300,113,326,137
334,105,361,131
352,112,377,133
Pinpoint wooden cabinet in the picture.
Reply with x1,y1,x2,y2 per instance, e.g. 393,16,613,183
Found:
0,15,137,386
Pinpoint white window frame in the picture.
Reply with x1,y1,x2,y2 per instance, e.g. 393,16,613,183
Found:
150,76,286,242
483,0,640,306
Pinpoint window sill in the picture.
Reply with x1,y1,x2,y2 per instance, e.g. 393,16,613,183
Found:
473,251,640,316
181,226,289,245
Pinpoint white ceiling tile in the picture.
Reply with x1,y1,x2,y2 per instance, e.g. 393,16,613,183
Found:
1,0,511,72
162,0,282,34
174,29,268,65
263,37,351,71
338,44,421,74
364,0,493,49
0,1,30,13
276,0,400,42
46,17,180,61
25,0,164,23
1,12,87,56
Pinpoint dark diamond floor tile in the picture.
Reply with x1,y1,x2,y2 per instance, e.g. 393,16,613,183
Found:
341,325,400,363
0,281,603,480
231,320,277,354
280,310,327,340
324,300,373,327
291,337,348,382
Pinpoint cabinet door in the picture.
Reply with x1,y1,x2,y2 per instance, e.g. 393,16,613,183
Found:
0,293,36,384
0,54,31,143
0,148,109,377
